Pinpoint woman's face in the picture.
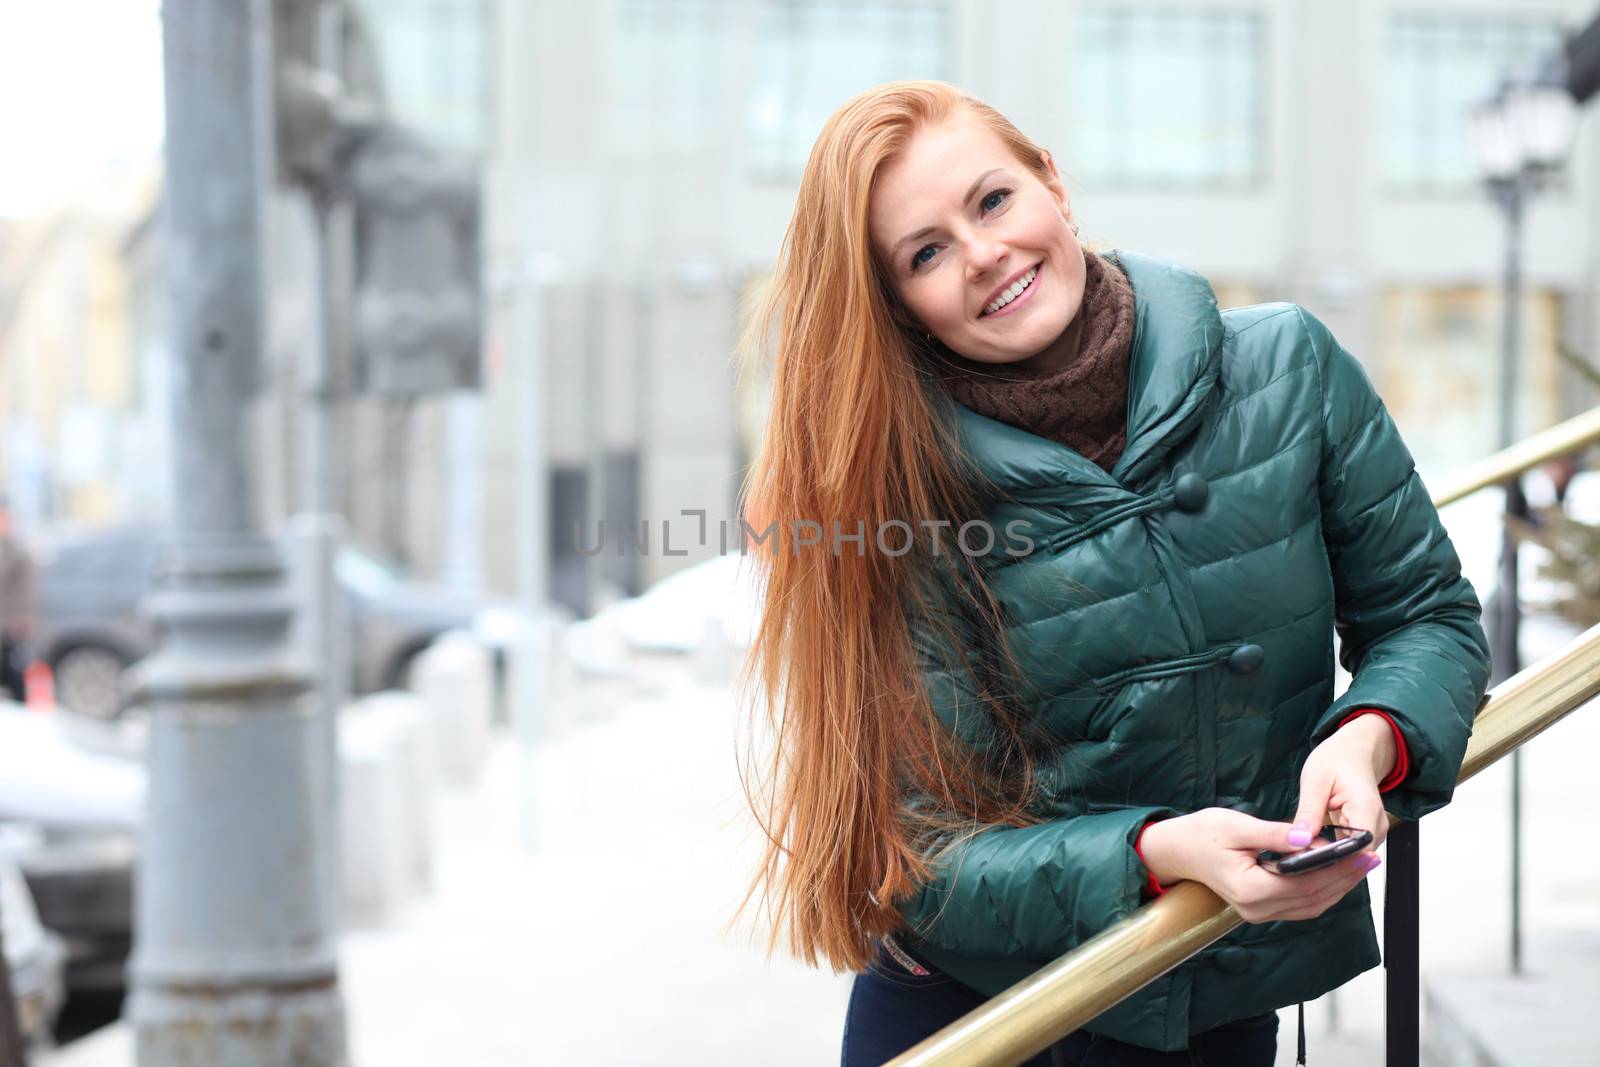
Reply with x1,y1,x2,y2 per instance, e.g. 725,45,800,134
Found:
869,119,1085,373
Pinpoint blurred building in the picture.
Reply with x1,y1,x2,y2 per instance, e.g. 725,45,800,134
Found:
0,163,164,535
4,1,1596,620
484,0,1600,616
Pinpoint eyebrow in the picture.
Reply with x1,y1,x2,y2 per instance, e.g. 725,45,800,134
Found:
890,167,1011,262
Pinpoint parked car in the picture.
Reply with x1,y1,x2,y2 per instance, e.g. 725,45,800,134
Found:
3,824,133,1000
32,526,519,720
0,709,142,1008
10,533,532,1000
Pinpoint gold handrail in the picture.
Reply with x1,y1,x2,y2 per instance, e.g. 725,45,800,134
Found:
1429,405,1600,508
888,622,1600,1066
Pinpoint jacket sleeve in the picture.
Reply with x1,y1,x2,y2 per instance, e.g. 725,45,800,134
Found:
896,624,1176,958
1297,307,1491,822
897,807,1173,958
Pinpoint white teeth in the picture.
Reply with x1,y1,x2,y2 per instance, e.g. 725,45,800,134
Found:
983,266,1038,315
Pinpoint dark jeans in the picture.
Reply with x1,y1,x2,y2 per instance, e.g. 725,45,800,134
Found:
841,942,1277,1066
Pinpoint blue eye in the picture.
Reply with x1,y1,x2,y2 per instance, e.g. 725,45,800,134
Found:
908,189,1015,272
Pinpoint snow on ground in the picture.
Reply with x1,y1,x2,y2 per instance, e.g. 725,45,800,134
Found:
337,660,849,1067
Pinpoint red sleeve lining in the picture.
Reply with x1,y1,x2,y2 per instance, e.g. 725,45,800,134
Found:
1134,820,1166,898
1338,708,1410,793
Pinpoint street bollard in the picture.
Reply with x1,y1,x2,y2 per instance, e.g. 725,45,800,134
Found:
411,632,493,786
337,703,411,927
508,615,561,852
358,691,438,896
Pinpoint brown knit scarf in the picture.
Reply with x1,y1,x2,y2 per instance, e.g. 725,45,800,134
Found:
935,250,1136,472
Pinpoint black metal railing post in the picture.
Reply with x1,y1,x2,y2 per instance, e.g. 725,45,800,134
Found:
1490,171,1528,977
1384,819,1421,1065
1498,478,1528,976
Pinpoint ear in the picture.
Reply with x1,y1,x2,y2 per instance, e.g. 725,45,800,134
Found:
1038,148,1071,221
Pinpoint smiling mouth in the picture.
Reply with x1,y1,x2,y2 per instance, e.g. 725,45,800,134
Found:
979,262,1043,317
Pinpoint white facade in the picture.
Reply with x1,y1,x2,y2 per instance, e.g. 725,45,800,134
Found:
475,0,1600,606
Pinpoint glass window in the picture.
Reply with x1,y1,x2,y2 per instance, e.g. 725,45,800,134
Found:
610,0,732,157
1382,13,1563,193
338,544,405,594
1070,8,1266,189
748,1,951,180
358,0,490,153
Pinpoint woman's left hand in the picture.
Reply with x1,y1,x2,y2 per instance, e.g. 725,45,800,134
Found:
1290,715,1397,852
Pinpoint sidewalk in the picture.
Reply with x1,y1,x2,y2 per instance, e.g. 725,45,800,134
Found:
337,659,852,1066
39,658,851,1067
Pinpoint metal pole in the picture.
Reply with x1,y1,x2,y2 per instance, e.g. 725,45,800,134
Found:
1493,179,1526,976
514,246,551,851
494,0,553,843
1383,820,1420,1067
1384,175,1525,1051
288,0,357,938
443,393,485,589
130,1,347,1062
516,260,547,608
289,189,350,939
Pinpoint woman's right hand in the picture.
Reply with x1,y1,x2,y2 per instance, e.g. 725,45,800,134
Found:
1136,808,1381,923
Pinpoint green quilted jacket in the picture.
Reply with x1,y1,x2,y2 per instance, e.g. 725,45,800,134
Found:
898,250,1490,1051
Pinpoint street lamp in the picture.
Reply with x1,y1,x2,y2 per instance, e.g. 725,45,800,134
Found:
1469,70,1578,978
1472,84,1577,180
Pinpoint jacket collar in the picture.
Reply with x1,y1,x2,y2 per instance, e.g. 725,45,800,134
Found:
948,249,1224,494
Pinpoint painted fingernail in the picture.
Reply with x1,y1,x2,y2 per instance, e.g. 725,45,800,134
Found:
1288,828,1313,848
1365,855,1383,872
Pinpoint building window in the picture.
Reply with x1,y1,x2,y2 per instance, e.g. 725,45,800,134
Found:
610,0,732,157
358,0,490,153
1382,13,1563,194
748,1,951,180
1070,8,1266,189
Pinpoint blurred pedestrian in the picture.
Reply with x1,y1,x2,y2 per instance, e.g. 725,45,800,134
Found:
0,499,37,703
1545,449,1585,507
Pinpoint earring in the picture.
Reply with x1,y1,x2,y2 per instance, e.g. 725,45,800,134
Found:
1070,221,1080,237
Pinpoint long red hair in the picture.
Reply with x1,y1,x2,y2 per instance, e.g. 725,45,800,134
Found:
735,81,1055,972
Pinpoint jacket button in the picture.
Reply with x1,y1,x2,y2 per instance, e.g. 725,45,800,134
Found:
1172,473,1209,513
1228,644,1265,674
1215,947,1251,974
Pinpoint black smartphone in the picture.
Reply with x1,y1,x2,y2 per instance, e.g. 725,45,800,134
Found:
1257,826,1374,876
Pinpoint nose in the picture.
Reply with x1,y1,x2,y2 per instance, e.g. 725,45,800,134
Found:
965,235,1009,284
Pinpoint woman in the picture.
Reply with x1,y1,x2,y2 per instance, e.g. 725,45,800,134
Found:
737,80,1489,1065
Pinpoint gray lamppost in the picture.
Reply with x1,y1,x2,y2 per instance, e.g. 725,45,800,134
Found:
129,1,347,1062
1469,70,1578,976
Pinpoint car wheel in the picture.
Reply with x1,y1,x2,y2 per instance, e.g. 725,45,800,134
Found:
52,646,130,721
